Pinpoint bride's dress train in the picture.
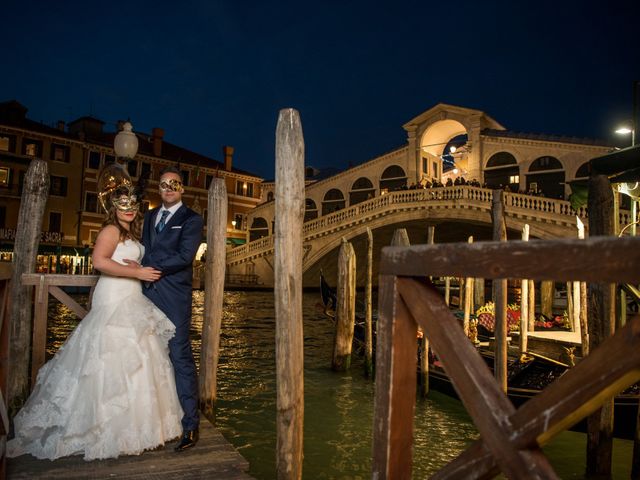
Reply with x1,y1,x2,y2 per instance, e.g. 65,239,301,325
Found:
7,239,183,460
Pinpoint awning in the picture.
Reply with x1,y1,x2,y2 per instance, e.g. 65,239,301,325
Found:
227,238,246,246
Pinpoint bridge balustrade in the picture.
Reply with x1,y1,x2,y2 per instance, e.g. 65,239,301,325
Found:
227,186,629,267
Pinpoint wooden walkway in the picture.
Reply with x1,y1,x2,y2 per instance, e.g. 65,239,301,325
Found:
7,419,255,479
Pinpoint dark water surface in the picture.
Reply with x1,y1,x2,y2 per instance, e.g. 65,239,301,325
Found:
48,290,633,479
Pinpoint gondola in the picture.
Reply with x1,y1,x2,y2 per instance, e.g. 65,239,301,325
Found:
319,273,639,439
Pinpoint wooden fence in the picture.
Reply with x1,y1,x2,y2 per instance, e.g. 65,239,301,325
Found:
372,235,640,479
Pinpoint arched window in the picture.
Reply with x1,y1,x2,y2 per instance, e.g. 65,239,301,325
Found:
322,189,345,216
267,191,274,202
304,198,318,222
349,177,375,205
484,152,519,190
249,217,269,242
574,161,589,179
526,156,565,199
379,165,407,192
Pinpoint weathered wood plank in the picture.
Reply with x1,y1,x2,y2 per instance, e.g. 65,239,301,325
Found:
586,172,616,477
520,225,530,355
432,314,640,479
398,277,558,479
274,108,305,480
21,274,99,287
491,190,508,393
332,239,356,371
199,177,227,423
364,227,374,379
7,419,253,479
379,236,640,283
371,275,418,480
9,159,48,412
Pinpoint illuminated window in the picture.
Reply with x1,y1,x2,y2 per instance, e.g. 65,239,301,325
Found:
234,213,246,230
509,175,519,184
25,142,37,156
0,135,13,152
0,167,9,187
51,144,69,162
245,182,253,197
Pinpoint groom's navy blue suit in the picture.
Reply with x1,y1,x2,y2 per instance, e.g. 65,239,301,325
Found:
142,204,203,431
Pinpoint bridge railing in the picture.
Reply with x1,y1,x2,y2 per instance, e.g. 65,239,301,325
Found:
227,186,628,265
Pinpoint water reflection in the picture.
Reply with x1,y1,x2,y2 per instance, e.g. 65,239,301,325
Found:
47,290,633,479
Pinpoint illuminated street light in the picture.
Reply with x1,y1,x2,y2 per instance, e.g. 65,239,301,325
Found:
114,121,139,159
615,127,633,135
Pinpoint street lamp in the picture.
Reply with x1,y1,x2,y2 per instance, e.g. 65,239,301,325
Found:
615,81,639,146
114,121,139,159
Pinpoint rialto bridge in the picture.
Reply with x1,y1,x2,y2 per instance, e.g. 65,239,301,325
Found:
225,103,622,287
226,185,632,288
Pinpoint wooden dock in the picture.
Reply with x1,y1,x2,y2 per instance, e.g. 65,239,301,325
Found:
7,418,255,479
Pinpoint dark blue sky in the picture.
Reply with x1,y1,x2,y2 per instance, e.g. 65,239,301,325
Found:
2,0,638,179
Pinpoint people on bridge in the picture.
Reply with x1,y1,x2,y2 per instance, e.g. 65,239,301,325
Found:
8,164,183,460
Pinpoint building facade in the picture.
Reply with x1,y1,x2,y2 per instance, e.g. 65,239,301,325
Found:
0,100,263,273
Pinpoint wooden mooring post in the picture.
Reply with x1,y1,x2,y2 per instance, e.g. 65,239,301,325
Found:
332,238,356,372
199,177,227,422
419,226,435,397
587,171,616,477
274,108,305,480
519,224,530,356
8,158,48,413
364,227,374,379
491,189,507,392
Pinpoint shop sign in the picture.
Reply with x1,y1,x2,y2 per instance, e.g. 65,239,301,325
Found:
0,228,64,243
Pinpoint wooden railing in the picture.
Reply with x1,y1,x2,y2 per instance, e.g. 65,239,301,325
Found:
372,236,640,479
21,274,99,387
228,186,630,266
0,264,11,480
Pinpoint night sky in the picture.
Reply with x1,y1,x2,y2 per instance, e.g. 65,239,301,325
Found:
2,1,638,179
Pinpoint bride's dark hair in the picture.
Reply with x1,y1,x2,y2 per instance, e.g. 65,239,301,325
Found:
102,205,142,242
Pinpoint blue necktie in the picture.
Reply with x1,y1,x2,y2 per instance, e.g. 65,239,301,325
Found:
156,210,170,233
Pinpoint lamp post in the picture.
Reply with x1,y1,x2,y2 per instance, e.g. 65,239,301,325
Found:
615,80,639,146
114,121,139,159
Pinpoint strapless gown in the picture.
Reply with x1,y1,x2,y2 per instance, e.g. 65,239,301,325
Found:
7,239,183,460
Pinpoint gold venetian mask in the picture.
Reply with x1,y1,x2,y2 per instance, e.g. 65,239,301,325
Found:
97,164,139,212
159,178,184,192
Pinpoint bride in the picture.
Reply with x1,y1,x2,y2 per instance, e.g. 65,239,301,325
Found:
7,167,182,460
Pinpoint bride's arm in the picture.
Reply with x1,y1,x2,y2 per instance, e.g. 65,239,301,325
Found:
92,226,161,282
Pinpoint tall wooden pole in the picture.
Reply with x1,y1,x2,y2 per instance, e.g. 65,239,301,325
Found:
462,236,474,338
364,227,374,379
491,189,508,393
274,108,305,480
8,159,48,413
199,177,227,422
586,172,616,478
519,224,530,356
333,238,356,371
528,279,535,331
540,281,554,320
419,227,433,396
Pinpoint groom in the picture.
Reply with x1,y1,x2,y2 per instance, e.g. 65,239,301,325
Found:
140,166,203,451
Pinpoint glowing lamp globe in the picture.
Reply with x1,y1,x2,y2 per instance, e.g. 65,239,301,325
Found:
114,122,139,159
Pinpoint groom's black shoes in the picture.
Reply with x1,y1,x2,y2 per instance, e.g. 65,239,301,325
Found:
175,429,199,452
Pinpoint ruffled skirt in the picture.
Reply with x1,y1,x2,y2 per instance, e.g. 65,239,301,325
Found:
7,276,183,460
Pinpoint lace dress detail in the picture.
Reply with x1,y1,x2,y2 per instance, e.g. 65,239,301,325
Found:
7,239,183,460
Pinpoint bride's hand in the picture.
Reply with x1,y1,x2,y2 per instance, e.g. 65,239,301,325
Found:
136,266,162,282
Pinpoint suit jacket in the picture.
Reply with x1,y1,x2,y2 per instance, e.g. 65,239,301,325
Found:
141,204,203,325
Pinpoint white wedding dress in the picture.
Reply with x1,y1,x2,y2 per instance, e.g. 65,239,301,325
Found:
7,239,183,460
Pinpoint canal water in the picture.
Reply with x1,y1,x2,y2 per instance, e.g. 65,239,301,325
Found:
48,290,633,479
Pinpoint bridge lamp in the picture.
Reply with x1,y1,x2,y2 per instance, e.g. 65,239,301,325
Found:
231,220,237,228
114,121,139,159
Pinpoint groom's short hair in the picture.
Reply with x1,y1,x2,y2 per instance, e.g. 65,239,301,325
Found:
160,165,183,181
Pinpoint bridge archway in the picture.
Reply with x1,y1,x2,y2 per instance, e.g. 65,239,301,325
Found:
527,156,565,199
322,188,346,215
249,217,269,242
419,119,468,180
305,198,318,222
380,165,407,192
350,177,375,205
485,152,520,190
